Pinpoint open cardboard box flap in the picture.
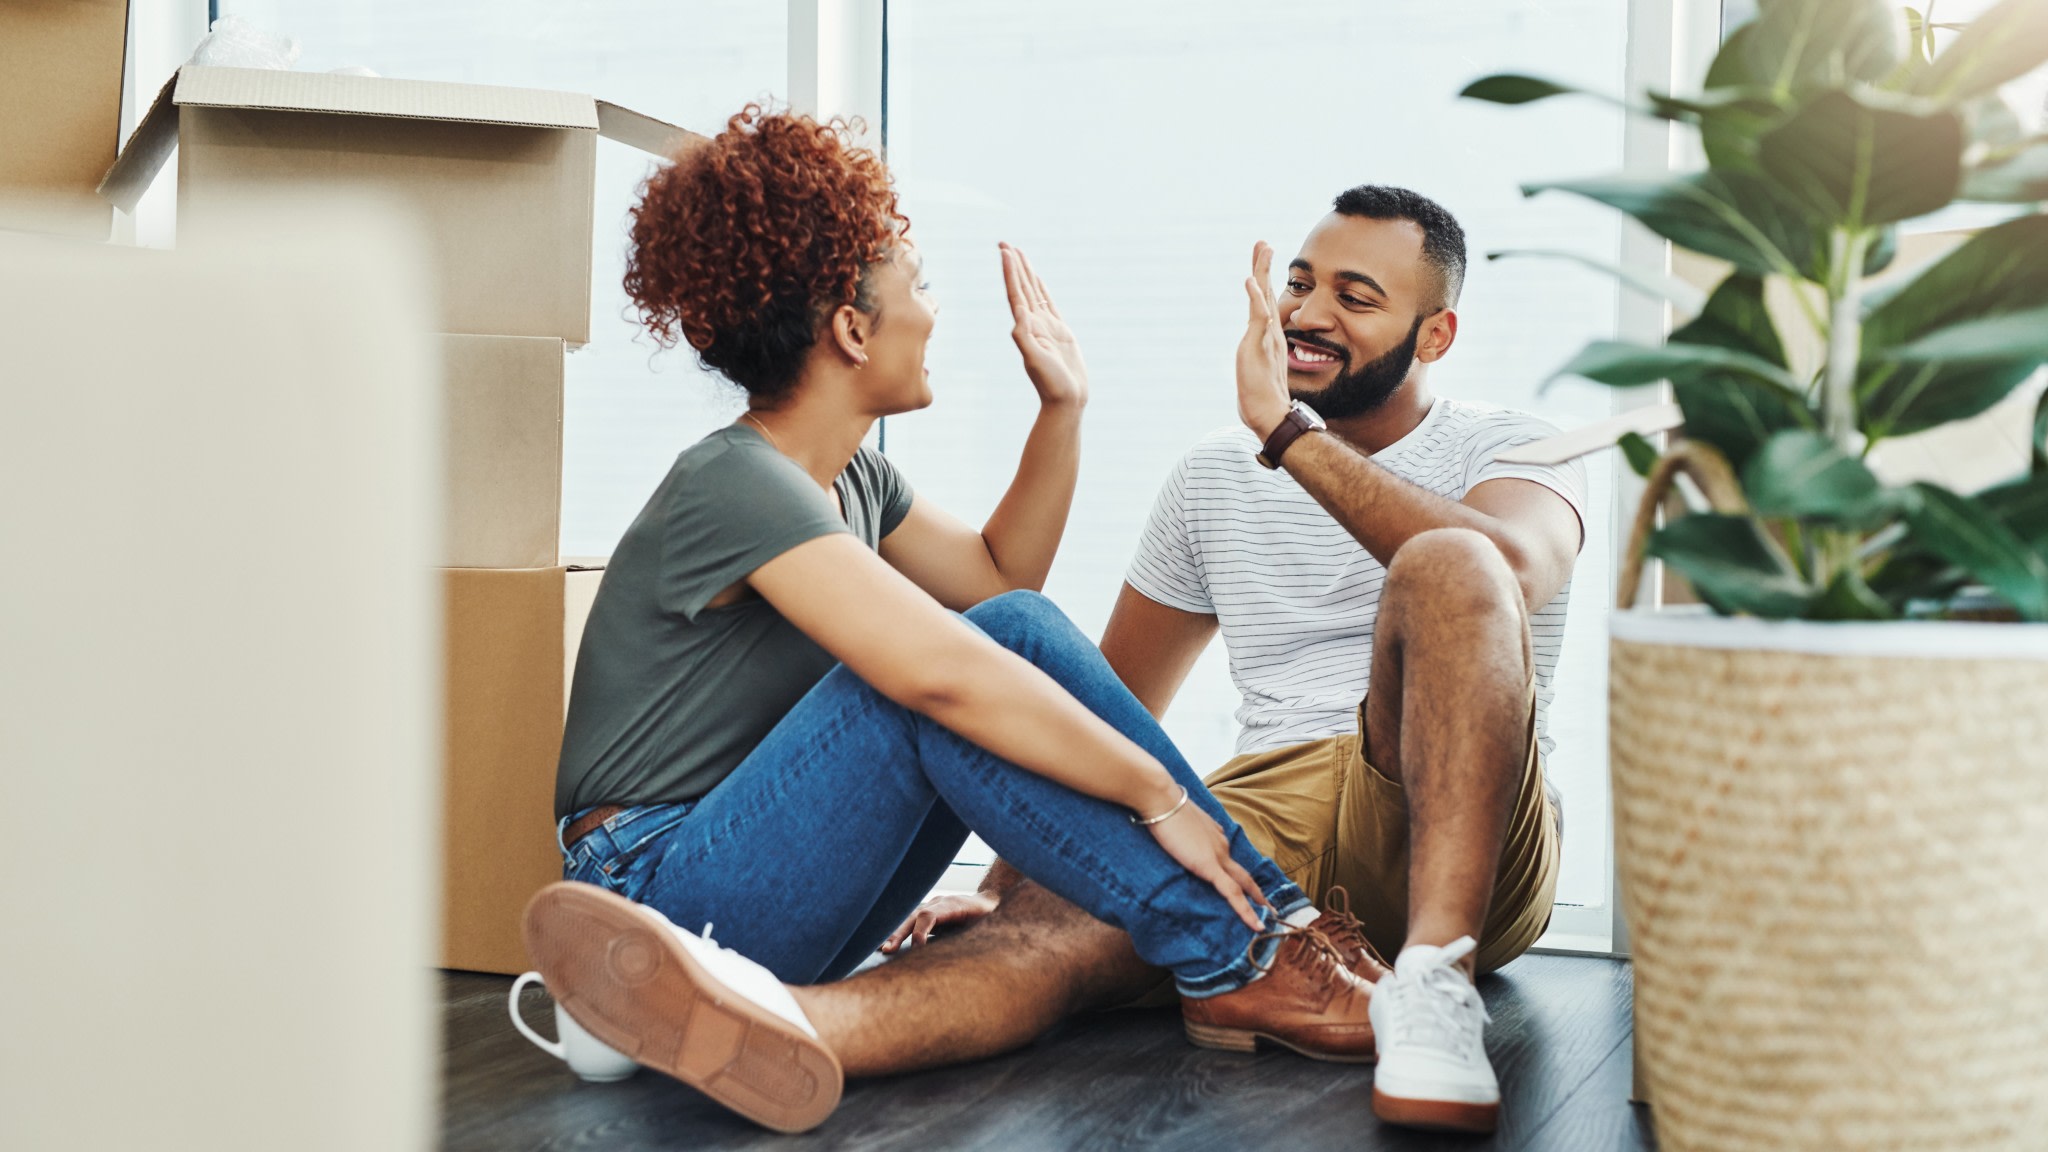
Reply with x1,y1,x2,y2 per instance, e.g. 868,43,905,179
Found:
99,66,711,344
100,65,707,211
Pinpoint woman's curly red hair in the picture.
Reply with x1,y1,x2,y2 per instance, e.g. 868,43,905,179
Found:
624,104,909,402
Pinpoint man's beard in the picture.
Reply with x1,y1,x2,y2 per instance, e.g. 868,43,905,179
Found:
1287,313,1424,420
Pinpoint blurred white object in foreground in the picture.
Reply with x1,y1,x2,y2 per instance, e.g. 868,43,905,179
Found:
0,203,439,1152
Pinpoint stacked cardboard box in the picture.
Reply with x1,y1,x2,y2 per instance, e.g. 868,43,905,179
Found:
0,0,129,241
102,64,707,974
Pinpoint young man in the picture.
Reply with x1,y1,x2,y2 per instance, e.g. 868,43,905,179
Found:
526,186,1584,1135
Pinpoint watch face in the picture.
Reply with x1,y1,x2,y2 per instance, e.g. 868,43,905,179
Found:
1294,401,1326,430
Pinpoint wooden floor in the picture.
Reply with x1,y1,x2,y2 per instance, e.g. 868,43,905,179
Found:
444,953,1654,1151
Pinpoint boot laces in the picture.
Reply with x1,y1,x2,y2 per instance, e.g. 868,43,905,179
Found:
1315,886,1388,972
1245,921,1365,1005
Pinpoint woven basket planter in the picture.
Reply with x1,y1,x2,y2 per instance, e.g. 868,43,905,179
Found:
1611,611,2048,1151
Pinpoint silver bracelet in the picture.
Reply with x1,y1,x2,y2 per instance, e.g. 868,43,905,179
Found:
1130,784,1190,827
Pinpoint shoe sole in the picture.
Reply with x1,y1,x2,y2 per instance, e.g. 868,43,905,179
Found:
1371,1087,1499,1134
522,882,844,1134
1183,1019,1377,1065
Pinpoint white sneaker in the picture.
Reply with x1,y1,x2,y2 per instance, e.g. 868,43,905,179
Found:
523,882,843,1133
1367,935,1500,1133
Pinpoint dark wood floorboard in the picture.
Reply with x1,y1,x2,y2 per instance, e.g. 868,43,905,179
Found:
442,953,1653,1151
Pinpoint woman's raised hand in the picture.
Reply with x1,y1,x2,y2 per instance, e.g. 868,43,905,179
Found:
1146,800,1272,933
1001,243,1088,408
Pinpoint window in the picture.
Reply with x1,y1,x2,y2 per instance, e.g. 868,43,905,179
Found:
189,0,1680,950
883,0,1633,944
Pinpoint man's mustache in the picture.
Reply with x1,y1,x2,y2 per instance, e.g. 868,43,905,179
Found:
1282,330,1348,365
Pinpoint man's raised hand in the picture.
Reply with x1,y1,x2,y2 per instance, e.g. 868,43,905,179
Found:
1236,241,1291,439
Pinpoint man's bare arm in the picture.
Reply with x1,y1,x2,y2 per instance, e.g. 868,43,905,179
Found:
1278,433,1581,612
1232,241,1580,611
1098,583,1220,720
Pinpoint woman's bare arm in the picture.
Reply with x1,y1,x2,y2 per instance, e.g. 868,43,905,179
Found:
749,533,1268,929
879,245,1086,610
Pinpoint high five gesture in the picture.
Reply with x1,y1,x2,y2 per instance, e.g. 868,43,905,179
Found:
1001,242,1088,409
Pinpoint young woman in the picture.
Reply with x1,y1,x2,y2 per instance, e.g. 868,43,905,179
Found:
523,106,1377,1133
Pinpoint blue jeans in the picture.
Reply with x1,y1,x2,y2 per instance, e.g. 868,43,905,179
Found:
558,590,1309,997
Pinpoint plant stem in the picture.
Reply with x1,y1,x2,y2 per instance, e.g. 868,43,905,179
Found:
1818,227,1873,586
1821,228,1869,453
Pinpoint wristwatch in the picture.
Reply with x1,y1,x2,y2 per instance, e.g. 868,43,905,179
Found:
1255,399,1327,469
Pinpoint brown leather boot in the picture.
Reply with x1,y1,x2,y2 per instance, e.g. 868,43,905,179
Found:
1181,923,1379,1063
1314,886,1394,985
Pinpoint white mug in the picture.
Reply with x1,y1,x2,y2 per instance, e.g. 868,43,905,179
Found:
508,971,639,1082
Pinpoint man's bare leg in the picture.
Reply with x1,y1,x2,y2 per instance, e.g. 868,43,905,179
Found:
1362,527,1532,972
788,879,1165,1077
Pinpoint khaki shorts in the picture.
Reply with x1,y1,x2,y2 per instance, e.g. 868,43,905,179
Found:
1205,687,1560,977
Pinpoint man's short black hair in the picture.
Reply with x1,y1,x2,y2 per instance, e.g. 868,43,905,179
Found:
1330,185,1467,311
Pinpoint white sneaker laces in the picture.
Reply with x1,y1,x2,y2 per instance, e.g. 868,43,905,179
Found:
1384,936,1490,1056
644,913,820,1039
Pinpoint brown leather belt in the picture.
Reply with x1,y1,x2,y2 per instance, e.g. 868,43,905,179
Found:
563,804,626,849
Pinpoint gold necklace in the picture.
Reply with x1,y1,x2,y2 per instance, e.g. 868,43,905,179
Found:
742,411,782,453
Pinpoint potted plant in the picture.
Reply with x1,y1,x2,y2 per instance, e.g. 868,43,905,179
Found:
1463,2,2048,1149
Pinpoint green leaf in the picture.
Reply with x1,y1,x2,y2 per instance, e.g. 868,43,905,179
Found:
1547,339,1807,396
1673,375,1818,472
1747,0,1904,97
1864,548,1969,605
1742,430,1896,524
1647,513,1815,617
1701,24,1799,170
1655,86,1793,172
1890,304,2048,363
1667,276,1818,469
1523,170,1823,279
1961,138,2048,202
1977,471,2048,550
1860,215,2048,436
2035,386,2048,473
1865,224,1900,275
1901,482,2048,619
1861,359,2043,438
1485,249,1710,314
1756,90,1965,228
1964,93,2030,150
1672,273,1788,366
1706,20,1769,89
1904,7,1933,67
1809,566,1898,619
1865,215,2048,344
1618,431,1662,478
1460,74,1591,106
1910,0,2048,104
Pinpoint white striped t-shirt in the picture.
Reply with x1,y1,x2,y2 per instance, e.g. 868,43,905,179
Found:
1126,396,1587,761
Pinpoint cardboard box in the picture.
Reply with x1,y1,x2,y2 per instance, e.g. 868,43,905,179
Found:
0,0,130,240
441,563,605,975
100,65,708,344
439,334,563,569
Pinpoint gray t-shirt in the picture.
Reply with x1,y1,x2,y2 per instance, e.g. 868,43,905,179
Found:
555,424,913,817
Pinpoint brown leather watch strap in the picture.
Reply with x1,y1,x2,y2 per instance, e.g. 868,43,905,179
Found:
1257,406,1317,469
